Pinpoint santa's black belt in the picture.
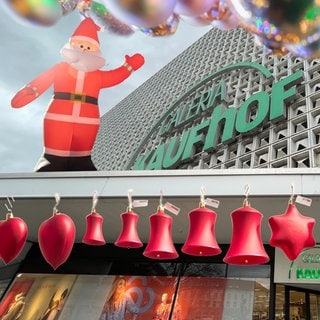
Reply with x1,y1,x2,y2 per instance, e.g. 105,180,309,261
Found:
53,92,98,105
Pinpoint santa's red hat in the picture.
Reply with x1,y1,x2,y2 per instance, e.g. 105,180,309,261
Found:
70,17,101,48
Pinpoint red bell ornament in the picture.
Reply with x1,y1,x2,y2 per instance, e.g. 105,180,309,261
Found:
82,211,106,245
143,207,178,259
269,202,316,261
223,202,269,265
115,208,142,248
0,213,28,264
182,203,221,256
38,211,76,270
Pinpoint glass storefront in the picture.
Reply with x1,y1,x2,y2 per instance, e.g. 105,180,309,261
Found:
310,293,320,320
0,261,272,320
253,279,270,320
5,244,320,319
275,285,320,320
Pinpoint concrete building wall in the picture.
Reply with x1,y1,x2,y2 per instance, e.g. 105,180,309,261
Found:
93,27,320,171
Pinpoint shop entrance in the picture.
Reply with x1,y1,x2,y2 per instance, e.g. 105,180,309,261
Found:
281,286,320,320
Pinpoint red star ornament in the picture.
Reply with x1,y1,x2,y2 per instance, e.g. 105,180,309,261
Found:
268,203,316,261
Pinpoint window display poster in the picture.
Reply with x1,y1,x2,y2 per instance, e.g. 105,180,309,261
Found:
0,274,255,320
0,274,76,320
96,275,179,320
50,275,179,320
0,277,34,319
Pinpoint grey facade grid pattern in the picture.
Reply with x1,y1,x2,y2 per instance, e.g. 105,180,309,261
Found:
92,27,320,171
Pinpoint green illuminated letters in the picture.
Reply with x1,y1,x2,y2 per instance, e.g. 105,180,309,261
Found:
181,120,210,161
203,105,237,152
236,91,269,133
296,268,320,279
131,65,304,170
270,70,303,121
163,132,190,169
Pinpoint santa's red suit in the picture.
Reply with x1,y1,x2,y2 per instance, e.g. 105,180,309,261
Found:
11,18,144,171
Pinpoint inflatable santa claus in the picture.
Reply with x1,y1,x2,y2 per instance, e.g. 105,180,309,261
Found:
11,17,144,171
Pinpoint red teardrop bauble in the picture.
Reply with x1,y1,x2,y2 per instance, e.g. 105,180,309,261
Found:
38,212,76,270
0,215,28,264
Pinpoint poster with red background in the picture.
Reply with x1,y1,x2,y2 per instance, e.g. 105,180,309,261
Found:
0,278,34,318
98,275,179,320
0,274,76,320
0,274,229,320
99,276,226,320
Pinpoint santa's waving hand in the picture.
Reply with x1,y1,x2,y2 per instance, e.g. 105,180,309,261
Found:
11,17,144,172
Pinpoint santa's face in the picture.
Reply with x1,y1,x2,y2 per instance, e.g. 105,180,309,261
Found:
60,39,106,72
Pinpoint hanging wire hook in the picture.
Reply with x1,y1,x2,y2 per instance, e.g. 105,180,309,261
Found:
127,189,133,211
4,203,11,213
5,196,15,213
244,184,250,206
289,183,295,204
53,193,60,214
4,196,15,219
159,189,164,210
200,186,206,207
92,191,98,212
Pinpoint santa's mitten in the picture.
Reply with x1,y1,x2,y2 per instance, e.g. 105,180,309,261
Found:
125,54,145,71
11,85,38,108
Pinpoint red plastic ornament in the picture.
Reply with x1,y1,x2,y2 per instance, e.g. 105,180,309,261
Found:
182,203,221,256
82,211,106,245
269,202,316,261
38,211,76,270
0,212,28,264
224,201,270,265
115,208,142,248
143,207,178,260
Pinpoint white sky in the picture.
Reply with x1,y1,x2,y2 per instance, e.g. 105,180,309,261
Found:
0,6,211,173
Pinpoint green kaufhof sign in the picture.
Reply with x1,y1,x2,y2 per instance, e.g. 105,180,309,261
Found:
126,62,304,170
274,246,320,284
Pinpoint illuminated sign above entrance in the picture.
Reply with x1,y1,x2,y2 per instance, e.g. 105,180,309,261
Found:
274,246,320,284
126,62,304,170
290,246,320,280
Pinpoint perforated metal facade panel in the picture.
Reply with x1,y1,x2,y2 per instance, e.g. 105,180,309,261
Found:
92,27,320,170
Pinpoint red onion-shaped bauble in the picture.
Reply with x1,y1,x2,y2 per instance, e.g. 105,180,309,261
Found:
38,212,76,270
0,213,28,264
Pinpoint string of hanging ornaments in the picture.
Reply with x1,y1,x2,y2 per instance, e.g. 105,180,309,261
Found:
0,184,317,269
3,0,320,59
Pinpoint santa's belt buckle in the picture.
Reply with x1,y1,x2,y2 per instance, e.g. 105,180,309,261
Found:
70,92,86,103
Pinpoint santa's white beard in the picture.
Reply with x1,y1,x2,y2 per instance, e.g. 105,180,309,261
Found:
60,44,106,72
